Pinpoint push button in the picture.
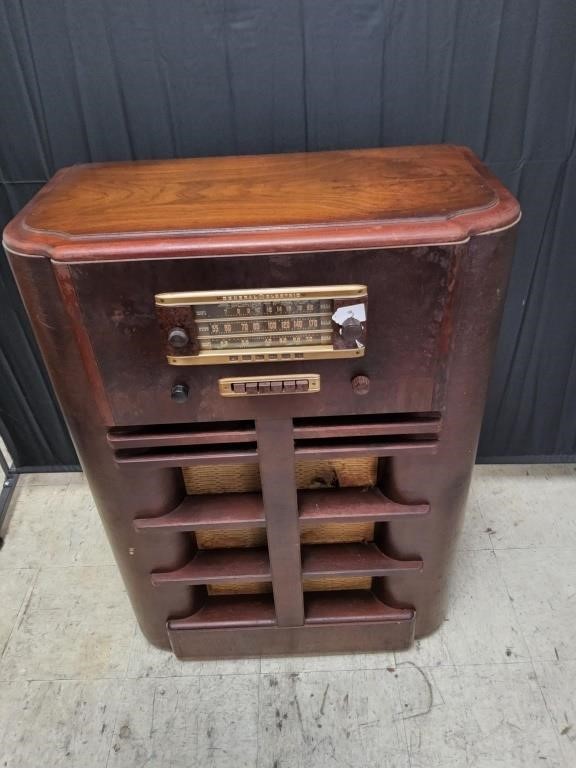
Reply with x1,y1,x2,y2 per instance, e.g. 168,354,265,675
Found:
258,381,271,393
283,380,296,393
232,382,246,394
245,382,258,394
296,379,309,392
270,381,283,394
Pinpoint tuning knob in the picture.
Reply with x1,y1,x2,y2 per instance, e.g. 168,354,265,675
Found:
171,383,189,403
340,317,364,345
168,327,189,349
351,375,370,396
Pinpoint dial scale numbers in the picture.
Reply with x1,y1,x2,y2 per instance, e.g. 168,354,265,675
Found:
195,300,333,350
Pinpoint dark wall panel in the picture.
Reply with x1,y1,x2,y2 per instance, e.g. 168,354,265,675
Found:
0,183,78,467
1,0,575,465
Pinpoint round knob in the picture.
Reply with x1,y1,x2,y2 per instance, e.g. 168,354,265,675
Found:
351,374,370,396
340,317,364,345
171,383,189,403
168,327,189,349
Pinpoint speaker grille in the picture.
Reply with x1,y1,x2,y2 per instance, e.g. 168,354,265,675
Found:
182,456,378,495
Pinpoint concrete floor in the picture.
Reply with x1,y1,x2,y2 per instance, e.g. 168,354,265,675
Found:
0,464,575,767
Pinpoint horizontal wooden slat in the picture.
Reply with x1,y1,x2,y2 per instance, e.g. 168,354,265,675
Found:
151,548,270,586
135,487,429,534
169,595,277,629
293,416,441,440
298,487,429,524
116,437,436,468
168,591,413,631
134,493,265,533
295,440,438,460
301,543,422,579
114,446,259,468
109,416,440,451
305,591,414,624
107,425,256,450
207,582,273,596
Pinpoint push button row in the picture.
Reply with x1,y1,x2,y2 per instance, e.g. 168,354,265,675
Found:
219,374,320,397
232,378,310,394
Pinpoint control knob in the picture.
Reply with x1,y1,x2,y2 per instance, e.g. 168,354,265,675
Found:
168,327,189,349
171,383,189,403
340,316,364,345
351,375,370,396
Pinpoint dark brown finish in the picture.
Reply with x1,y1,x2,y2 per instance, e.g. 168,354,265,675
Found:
298,488,429,523
293,439,438,459
167,619,415,658
304,591,413,624
3,145,519,658
351,375,370,396
151,548,270,587
134,494,265,533
169,595,277,629
107,415,441,451
113,447,260,468
301,543,422,578
133,487,428,535
167,591,415,658
256,419,305,627
293,414,442,439
107,424,257,449
44,245,458,425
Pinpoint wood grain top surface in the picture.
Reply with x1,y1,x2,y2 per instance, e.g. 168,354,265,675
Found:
3,145,520,260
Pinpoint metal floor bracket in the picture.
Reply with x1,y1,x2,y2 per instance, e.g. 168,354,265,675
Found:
0,448,18,550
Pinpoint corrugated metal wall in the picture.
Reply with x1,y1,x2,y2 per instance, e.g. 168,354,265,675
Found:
1,0,575,466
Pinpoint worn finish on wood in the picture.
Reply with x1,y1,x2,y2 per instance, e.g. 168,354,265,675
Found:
298,488,429,523
4,145,519,658
256,419,305,627
293,439,439,460
3,146,519,260
151,548,271,587
134,494,265,533
108,425,257,449
114,447,260,468
47,246,458,424
108,414,442,451
293,415,442,439
301,543,422,579
168,592,415,658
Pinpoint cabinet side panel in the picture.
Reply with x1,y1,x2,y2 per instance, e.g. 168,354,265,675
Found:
6,251,195,648
376,227,517,636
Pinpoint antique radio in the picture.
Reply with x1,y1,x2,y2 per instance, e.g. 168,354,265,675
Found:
4,146,520,658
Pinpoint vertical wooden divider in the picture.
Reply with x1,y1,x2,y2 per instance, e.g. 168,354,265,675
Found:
256,418,305,626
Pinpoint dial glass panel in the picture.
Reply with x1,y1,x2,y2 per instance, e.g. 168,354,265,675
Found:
155,285,367,364
194,299,333,350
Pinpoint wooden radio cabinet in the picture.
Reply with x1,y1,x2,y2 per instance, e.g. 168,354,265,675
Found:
4,146,520,658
